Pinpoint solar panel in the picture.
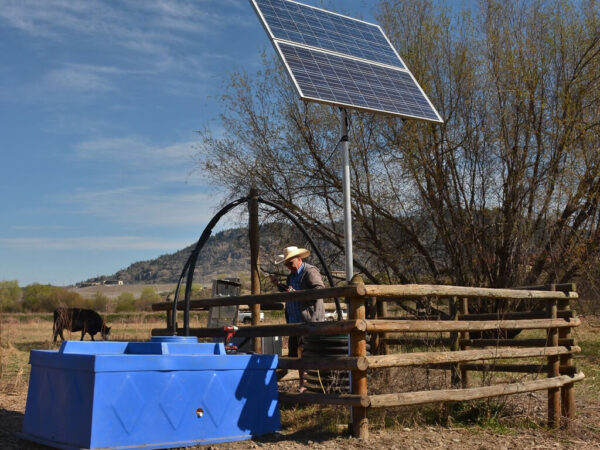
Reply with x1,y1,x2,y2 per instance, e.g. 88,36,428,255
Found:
253,0,404,68
278,42,440,121
251,0,443,123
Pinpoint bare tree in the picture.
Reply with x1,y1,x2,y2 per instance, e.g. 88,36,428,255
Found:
196,0,600,290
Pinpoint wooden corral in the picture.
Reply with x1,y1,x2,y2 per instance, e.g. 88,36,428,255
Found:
152,281,583,439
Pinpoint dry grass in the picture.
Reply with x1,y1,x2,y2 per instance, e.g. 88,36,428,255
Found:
66,283,177,299
0,313,599,449
0,310,284,394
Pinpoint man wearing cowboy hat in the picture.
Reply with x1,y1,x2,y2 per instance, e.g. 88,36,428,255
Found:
270,246,325,391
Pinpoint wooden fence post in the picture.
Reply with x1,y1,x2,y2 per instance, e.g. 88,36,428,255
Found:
349,275,368,439
375,298,388,355
547,284,560,428
460,297,470,388
166,309,173,334
559,284,576,428
450,297,460,387
249,187,262,354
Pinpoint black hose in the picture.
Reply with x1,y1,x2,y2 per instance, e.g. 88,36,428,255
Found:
172,196,249,334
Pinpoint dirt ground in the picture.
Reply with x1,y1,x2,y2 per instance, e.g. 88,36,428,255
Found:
1,315,599,449
2,387,599,449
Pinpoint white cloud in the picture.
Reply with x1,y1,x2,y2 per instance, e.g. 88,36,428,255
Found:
8,63,156,103
11,225,67,231
43,66,115,92
0,0,253,51
74,136,149,160
75,136,194,161
0,0,94,37
0,235,192,251
66,187,222,227
65,135,223,227
0,0,256,101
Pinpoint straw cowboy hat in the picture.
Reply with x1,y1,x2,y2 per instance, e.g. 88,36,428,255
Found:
275,246,310,264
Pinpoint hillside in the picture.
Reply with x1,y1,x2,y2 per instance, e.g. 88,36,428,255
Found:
86,223,309,285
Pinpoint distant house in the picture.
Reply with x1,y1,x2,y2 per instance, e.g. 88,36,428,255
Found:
103,280,123,286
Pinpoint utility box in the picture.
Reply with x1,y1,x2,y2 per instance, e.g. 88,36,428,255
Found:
235,336,282,356
20,337,280,449
208,278,242,328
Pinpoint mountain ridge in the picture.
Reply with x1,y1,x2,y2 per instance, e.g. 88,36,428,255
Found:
85,223,307,285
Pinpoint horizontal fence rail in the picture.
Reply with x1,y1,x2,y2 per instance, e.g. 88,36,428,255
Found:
152,285,365,311
457,338,576,347
151,319,366,338
457,310,574,320
362,284,578,300
366,346,581,368
152,284,577,312
276,347,581,371
280,373,585,409
364,318,580,333
382,338,576,347
368,373,585,408
278,355,368,371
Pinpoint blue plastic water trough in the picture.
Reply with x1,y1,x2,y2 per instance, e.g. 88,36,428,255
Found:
20,336,280,449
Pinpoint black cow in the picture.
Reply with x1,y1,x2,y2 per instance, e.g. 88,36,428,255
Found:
53,308,111,342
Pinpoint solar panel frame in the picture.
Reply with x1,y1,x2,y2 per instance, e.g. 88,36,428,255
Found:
250,0,443,123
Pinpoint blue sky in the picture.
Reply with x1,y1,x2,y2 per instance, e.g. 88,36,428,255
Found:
0,0,375,286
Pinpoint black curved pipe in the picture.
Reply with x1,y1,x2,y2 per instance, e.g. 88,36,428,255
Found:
173,195,342,335
171,196,249,334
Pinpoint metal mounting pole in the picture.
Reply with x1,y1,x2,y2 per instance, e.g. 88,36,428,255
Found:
341,107,356,433
341,108,353,282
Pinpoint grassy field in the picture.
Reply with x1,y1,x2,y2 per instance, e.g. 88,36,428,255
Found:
66,283,178,299
0,313,599,449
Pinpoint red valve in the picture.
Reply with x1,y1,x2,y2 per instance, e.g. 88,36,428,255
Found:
223,326,238,352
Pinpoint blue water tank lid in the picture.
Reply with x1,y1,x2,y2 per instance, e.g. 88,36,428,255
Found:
29,339,277,373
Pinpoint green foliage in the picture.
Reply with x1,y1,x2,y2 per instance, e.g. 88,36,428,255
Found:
140,286,159,301
90,292,110,312
191,284,211,299
0,280,21,312
138,286,159,311
21,283,84,312
115,292,136,312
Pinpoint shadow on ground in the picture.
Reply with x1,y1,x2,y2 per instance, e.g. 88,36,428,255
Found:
252,427,343,445
0,408,48,449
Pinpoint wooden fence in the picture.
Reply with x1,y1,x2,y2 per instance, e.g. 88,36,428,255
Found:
151,280,583,439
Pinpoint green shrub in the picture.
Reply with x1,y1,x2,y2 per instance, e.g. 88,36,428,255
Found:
115,292,136,312
0,280,21,312
21,283,84,312
138,287,159,311
90,292,110,312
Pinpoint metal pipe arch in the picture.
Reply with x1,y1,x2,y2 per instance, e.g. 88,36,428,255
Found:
172,196,342,336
